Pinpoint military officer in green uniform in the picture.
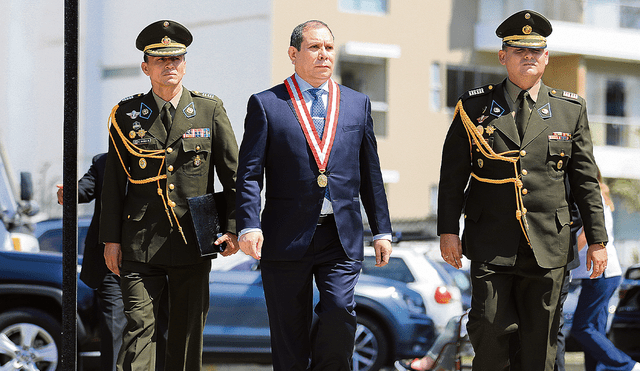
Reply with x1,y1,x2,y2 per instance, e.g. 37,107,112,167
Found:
437,10,608,371
100,20,239,371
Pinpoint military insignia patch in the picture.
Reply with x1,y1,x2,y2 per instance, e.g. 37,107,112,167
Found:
132,121,142,130
183,102,196,118
468,88,484,96
537,103,552,119
477,125,484,135
140,103,152,119
486,126,495,135
126,110,141,119
490,101,505,117
562,91,579,100
129,130,136,139
477,115,489,124
139,158,147,169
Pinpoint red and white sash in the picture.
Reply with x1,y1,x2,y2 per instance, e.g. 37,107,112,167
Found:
284,74,340,175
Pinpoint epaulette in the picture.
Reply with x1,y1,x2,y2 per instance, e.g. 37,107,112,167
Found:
549,88,582,103
119,93,144,104
191,90,217,100
460,84,495,101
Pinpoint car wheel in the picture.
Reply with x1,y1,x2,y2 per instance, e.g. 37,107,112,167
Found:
0,308,60,371
353,314,388,371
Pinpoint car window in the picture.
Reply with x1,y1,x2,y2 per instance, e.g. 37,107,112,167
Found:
37,227,89,255
362,256,415,283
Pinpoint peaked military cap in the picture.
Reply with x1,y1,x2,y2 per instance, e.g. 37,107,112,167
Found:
496,10,552,49
136,20,193,57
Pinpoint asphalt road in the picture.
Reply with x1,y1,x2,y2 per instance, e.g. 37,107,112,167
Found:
204,352,586,370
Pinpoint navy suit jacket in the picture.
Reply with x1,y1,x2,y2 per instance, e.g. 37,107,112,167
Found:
236,81,391,261
79,153,108,289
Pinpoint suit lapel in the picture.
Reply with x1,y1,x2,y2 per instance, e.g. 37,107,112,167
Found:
521,83,550,148
166,88,195,147
490,82,521,147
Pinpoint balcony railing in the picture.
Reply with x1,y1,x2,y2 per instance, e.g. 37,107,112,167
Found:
588,115,640,148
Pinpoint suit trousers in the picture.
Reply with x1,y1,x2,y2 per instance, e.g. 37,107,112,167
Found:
571,276,635,371
554,269,572,371
260,218,362,371
96,272,126,371
118,259,211,371
467,239,565,371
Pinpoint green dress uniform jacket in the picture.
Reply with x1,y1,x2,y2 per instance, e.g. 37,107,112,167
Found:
438,79,607,269
100,87,238,266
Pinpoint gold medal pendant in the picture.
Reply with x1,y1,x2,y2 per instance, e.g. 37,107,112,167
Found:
317,173,327,187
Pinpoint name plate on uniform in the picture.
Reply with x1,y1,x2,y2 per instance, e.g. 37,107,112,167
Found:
187,192,227,257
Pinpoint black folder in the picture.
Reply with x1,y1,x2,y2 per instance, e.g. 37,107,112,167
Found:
186,192,227,257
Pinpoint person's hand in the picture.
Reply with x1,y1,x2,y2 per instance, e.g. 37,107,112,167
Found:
218,232,240,257
586,243,607,279
238,231,263,260
56,184,63,205
373,239,392,267
440,233,463,269
104,242,122,276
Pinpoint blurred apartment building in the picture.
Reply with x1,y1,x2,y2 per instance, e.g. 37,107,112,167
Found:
1,0,639,256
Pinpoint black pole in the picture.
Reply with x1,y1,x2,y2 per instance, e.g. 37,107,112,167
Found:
62,0,78,370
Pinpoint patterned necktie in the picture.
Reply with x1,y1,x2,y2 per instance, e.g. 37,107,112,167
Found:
308,88,326,139
308,88,331,201
161,102,173,132
516,90,530,140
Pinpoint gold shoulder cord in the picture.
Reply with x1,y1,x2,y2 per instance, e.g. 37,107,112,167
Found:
108,104,188,244
454,100,531,246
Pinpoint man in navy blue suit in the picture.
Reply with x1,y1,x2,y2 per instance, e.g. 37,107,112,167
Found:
236,20,393,371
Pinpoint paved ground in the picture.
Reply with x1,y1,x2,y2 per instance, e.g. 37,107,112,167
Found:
204,352,586,370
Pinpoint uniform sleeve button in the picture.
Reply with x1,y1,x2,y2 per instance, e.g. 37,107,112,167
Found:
522,169,528,176
522,188,528,195
169,184,175,190
520,150,527,157
167,147,173,153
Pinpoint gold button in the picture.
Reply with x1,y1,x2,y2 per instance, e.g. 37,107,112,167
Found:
522,169,528,176
520,150,527,157
560,151,565,157
169,184,175,190
168,165,174,172
196,145,201,151
167,147,173,153
522,188,528,195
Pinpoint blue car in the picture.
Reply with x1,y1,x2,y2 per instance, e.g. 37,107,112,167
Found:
205,256,435,371
33,219,436,371
610,264,640,361
0,249,101,370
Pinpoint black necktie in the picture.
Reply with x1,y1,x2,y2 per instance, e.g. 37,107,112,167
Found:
161,102,173,131
516,90,530,140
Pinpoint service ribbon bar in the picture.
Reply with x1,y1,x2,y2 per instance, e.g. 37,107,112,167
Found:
284,74,340,172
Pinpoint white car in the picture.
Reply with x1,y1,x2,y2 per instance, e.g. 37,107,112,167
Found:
363,243,465,334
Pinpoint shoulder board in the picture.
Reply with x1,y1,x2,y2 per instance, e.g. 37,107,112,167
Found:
119,93,144,104
191,91,217,100
549,88,582,102
460,84,494,101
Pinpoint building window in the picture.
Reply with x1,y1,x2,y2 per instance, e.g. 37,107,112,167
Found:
340,0,388,14
446,66,504,108
102,66,141,79
431,63,443,111
340,58,388,137
606,80,626,146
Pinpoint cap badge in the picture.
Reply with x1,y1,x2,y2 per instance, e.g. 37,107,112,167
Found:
162,36,171,45
525,12,531,19
523,25,532,35
163,21,170,27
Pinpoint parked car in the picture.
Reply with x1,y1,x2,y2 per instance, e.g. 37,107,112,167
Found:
0,249,101,370
362,244,464,334
32,222,436,371
35,216,92,255
609,264,640,361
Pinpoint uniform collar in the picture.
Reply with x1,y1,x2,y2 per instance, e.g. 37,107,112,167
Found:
504,78,541,107
152,85,184,110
